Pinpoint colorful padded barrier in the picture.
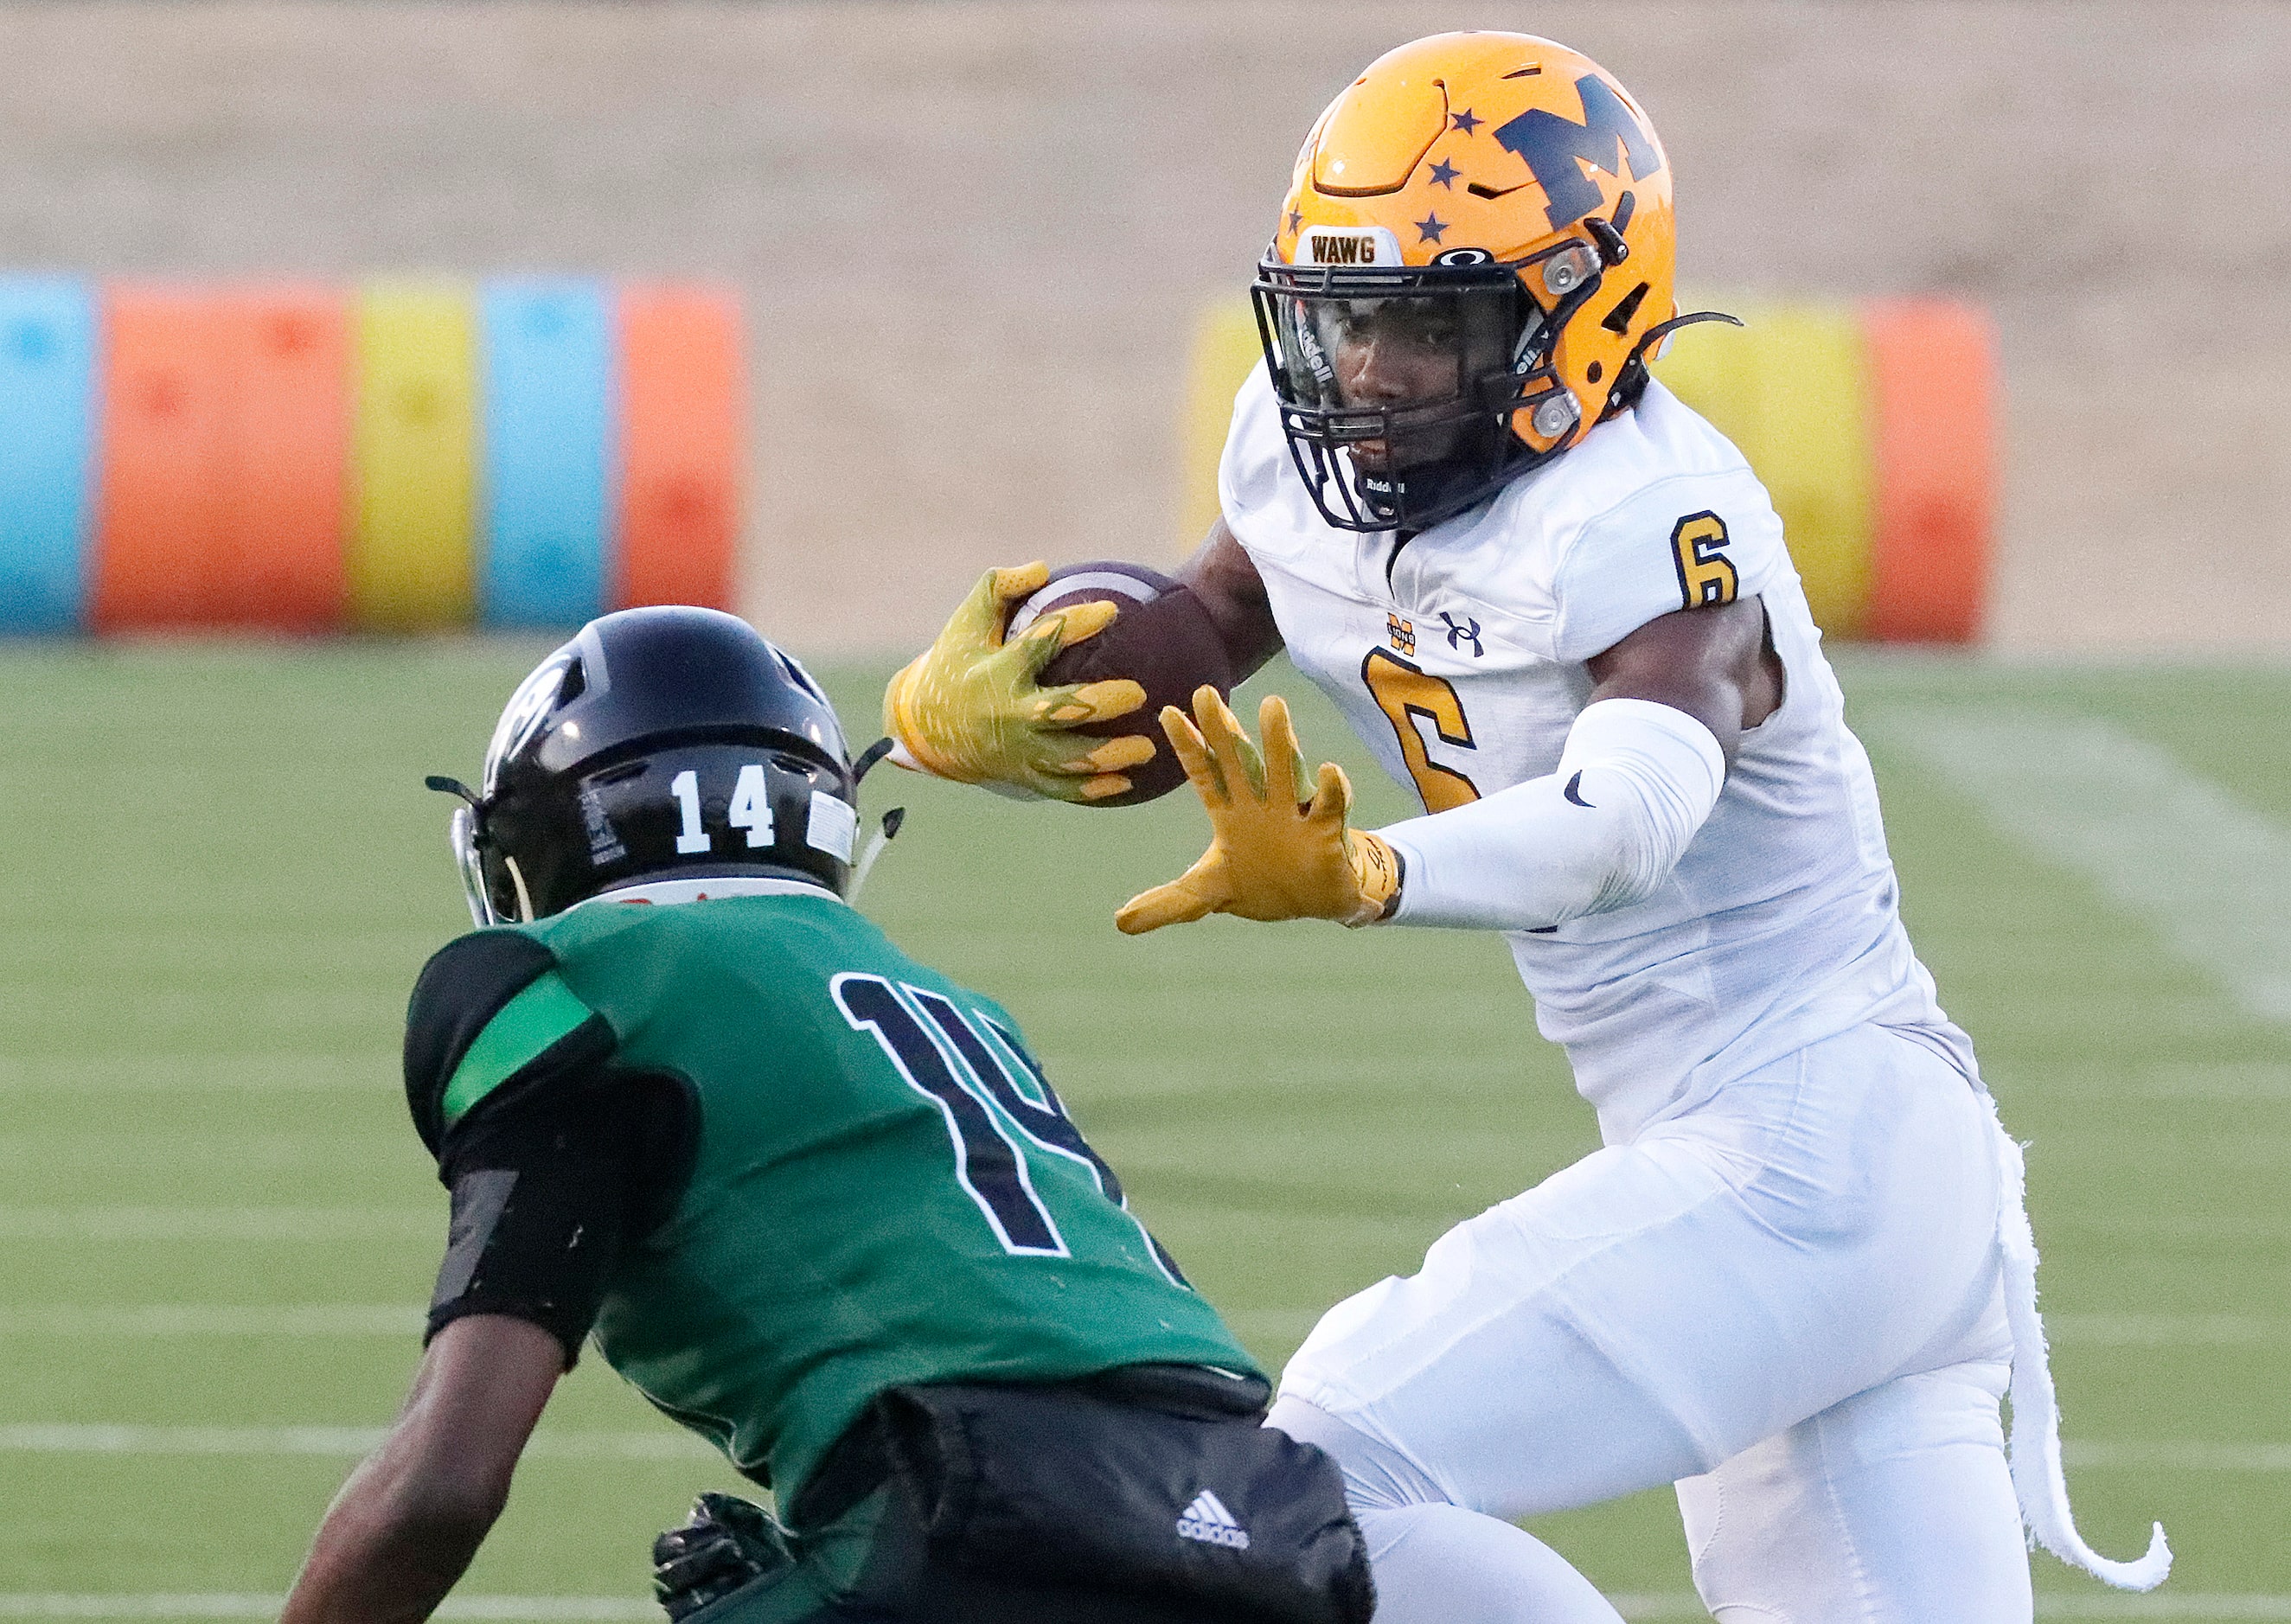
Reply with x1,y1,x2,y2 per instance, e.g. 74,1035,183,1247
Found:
1860,299,1996,645
1177,294,1996,643
352,282,480,632
0,278,99,633
479,278,613,630
1180,299,1264,551
1655,301,1880,640
93,284,349,632
617,285,744,616
0,275,743,636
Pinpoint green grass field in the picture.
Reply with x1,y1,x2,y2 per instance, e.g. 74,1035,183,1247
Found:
0,642,2283,1616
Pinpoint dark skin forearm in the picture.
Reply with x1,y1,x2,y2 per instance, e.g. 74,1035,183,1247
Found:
282,1316,565,1624
1175,518,1284,682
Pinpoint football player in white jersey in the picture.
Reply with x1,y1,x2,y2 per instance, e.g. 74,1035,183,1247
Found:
883,33,2167,1623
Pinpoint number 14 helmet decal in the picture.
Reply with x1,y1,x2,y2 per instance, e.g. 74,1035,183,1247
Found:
1256,32,1731,534
432,606,859,925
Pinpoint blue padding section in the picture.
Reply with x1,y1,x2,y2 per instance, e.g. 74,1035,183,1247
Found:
478,278,615,629
0,278,98,634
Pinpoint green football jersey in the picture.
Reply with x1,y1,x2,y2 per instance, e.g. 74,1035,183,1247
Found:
406,885,1256,1507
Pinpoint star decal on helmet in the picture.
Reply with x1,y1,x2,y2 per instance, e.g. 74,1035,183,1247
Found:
1450,108,1482,137
1287,208,1304,235
1413,213,1448,244
1428,157,1460,189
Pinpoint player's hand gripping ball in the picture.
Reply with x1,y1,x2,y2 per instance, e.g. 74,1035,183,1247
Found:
883,559,1232,806
1004,562,1236,806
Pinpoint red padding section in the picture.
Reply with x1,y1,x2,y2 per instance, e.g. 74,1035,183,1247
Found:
92,285,349,632
1862,299,1996,644
228,289,349,630
615,285,743,612
91,286,225,630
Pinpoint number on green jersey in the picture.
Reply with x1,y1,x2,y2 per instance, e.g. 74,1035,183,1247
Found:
833,973,1184,1283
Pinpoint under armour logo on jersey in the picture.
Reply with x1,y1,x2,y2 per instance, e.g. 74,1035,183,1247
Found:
1176,1489,1251,1550
1386,613,1416,655
1440,612,1483,656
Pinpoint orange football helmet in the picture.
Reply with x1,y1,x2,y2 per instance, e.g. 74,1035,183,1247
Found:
1255,32,1716,531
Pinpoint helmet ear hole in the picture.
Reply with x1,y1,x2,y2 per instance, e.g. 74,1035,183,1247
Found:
1603,282,1652,336
558,659,587,705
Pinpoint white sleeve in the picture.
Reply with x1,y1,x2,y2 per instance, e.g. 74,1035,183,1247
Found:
1377,698,1725,931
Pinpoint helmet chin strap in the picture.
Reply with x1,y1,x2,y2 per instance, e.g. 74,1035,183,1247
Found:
502,855,536,924
848,807,906,904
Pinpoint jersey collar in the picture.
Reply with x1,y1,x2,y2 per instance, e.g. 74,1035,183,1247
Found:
577,874,847,911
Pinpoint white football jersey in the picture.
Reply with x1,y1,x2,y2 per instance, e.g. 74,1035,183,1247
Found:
1219,364,1970,1141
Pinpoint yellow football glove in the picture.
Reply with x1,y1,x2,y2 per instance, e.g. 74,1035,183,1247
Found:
1115,687,1401,934
882,562,1155,802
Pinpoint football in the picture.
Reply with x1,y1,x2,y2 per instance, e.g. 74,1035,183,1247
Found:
1005,560,1235,806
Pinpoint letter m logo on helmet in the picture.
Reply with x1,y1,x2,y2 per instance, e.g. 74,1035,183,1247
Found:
1494,75,1662,231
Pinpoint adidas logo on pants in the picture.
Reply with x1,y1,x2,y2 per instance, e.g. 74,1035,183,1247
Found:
1175,1489,1251,1549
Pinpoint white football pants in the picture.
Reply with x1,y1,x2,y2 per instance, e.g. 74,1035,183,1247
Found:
1270,1022,2036,1623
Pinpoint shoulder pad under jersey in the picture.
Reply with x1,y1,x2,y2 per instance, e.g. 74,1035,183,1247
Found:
403,930,618,1157
1545,392,1789,663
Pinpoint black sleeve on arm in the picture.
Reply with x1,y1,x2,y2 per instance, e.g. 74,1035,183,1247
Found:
405,930,701,1366
427,1086,635,1367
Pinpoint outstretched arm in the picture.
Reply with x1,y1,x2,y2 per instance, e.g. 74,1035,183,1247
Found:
1374,597,1779,931
1116,598,1777,936
281,1315,563,1624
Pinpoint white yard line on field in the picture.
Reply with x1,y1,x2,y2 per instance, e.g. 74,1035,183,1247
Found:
1612,1597,2291,1621
1870,710,2291,1022
1984,1062,2291,1101
0,1424,710,1460
0,1305,416,1335
2045,1314,2285,1346
2017,1606,2291,1621
0,1208,433,1241
2065,1440,2291,1473
0,1599,657,1620
2131,1062,2291,1100
0,1055,383,1092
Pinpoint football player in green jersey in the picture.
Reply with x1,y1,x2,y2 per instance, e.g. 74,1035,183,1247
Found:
279,608,1370,1624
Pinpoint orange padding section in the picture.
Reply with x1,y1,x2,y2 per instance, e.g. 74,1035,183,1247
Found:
1863,299,1996,644
92,285,349,632
616,285,743,611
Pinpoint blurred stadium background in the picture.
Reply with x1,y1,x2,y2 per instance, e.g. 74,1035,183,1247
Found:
0,1,2286,1618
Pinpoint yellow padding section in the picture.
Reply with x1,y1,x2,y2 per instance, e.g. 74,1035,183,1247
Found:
1180,300,1264,554
1655,300,1878,640
350,283,478,631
